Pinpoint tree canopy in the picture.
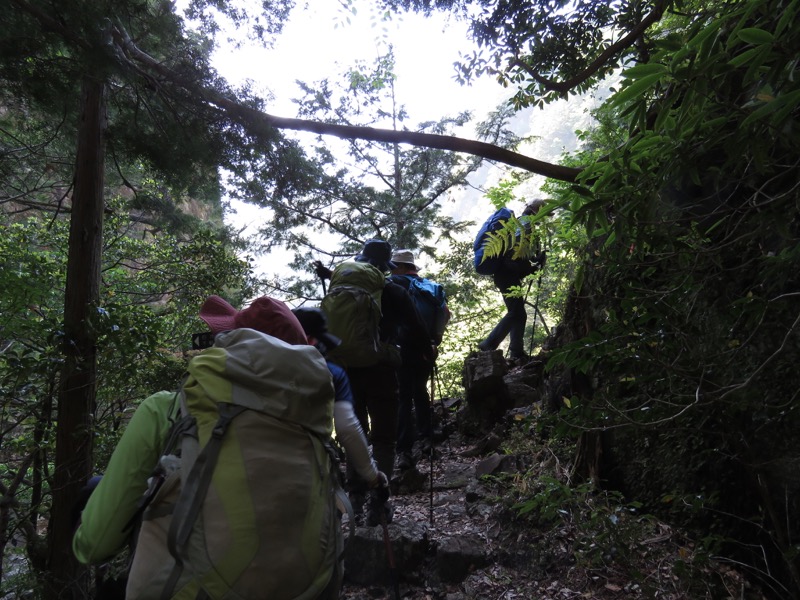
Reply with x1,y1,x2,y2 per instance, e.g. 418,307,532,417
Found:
389,0,798,594
2,0,799,596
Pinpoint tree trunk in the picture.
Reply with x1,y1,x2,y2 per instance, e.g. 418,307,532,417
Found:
45,75,106,600
562,288,605,484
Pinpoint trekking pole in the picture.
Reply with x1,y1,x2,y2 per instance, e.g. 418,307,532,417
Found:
528,272,543,356
379,511,401,600
428,366,436,527
433,365,451,453
313,259,327,296
523,277,534,303
528,220,551,355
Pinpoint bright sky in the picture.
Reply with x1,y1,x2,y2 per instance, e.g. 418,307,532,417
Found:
205,0,596,278
213,1,504,123
208,0,512,275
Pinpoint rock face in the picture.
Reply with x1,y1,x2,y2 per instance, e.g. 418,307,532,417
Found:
343,518,430,585
503,359,544,408
459,351,544,436
460,350,510,434
435,535,490,583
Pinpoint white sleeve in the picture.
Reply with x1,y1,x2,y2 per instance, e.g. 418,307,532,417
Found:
333,401,379,484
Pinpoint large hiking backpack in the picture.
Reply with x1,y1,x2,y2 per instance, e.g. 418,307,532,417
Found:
396,275,449,344
321,261,388,368
473,207,513,275
126,329,349,600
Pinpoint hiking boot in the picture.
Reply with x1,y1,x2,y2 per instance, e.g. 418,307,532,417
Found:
396,451,415,471
366,495,393,527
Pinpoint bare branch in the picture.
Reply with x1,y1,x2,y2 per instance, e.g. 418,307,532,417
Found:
108,24,582,182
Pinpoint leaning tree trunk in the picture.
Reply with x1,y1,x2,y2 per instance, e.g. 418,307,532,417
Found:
560,287,606,484
45,75,106,600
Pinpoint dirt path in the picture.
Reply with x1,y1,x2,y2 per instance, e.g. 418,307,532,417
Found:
339,431,547,600
337,414,766,600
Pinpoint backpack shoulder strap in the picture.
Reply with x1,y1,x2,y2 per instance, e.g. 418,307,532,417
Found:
161,402,247,600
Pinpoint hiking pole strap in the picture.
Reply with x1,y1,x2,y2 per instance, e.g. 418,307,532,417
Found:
335,487,355,556
162,403,247,600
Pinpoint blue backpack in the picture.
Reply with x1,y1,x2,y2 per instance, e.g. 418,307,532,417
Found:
397,275,449,344
473,207,513,275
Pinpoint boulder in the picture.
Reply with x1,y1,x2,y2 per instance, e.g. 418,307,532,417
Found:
343,518,429,585
460,351,511,434
435,534,490,583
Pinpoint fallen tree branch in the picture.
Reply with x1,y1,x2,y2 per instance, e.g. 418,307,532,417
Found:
213,98,583,182
108,22,582,182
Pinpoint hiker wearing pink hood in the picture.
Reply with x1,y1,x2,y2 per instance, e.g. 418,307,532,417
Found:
73,295,344,600
197,294,308,344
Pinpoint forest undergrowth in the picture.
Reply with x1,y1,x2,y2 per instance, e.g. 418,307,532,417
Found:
339,401,769,600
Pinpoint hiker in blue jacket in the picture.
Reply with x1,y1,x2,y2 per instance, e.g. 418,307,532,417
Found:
389,249,450,471
478,200,546,360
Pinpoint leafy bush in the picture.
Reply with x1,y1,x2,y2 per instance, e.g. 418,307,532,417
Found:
0,207,255,587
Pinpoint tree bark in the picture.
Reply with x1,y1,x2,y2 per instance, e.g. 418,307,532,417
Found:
219,100,583,182
45,75,106,600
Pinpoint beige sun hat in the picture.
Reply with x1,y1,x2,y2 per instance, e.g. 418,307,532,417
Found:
390,249,419,271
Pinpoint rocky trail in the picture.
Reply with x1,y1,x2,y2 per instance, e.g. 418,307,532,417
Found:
337,357,766,600
339,423,545,600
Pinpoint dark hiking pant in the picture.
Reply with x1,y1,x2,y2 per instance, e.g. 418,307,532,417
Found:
480,270,527,357
396,358,433,456
345,363,399,484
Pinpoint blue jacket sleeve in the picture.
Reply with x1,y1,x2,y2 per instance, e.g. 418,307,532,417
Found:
328,362,354,406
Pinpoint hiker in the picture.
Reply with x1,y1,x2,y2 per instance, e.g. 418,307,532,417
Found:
314,239,432,525
73,295,344,600
292,306,390,496
389,249,450,471
477,200,547,359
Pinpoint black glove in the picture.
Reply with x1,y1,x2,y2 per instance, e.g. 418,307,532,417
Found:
313,260,332,280
70,475,102,531
537,250,547,268
369,471,390,504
